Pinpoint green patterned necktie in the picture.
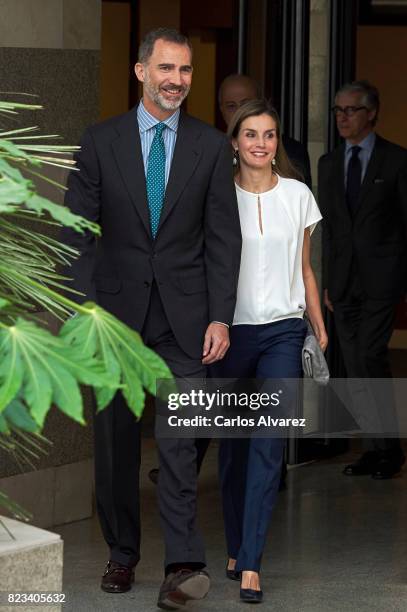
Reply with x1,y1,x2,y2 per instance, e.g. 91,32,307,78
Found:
146,122,166,239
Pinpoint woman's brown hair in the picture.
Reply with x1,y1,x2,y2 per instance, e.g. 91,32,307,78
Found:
227,99,303,182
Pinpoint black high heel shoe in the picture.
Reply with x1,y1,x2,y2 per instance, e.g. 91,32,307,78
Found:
226,562,241,581
240,573,263,603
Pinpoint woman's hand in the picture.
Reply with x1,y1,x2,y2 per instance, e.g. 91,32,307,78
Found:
302,229,328,352
313,323,328,352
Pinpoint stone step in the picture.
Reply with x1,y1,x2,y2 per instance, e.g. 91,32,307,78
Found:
0,516,63,612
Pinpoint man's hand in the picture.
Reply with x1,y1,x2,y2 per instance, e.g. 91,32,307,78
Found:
202,323,230,365
323,289,334,312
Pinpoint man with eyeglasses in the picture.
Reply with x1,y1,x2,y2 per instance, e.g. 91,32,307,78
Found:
318,80,407,479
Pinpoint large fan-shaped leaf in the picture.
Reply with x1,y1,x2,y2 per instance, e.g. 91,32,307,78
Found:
0,316,116,426
60,303,175,418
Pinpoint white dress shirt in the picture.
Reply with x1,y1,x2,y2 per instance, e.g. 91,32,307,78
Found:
233,175,322,326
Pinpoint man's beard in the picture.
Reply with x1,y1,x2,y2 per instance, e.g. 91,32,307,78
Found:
144,73,189,111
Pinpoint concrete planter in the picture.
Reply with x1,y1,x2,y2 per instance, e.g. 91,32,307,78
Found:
0,516,63,612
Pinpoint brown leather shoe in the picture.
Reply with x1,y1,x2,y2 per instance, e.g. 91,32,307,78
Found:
101,561,135,593
157,569,210,610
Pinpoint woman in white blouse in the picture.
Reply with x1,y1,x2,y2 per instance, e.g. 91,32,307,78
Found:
217,100,328,603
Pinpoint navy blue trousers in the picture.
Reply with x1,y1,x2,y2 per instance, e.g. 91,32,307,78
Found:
216,318,306,571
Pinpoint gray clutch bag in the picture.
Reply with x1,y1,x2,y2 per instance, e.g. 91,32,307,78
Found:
302,319,330,385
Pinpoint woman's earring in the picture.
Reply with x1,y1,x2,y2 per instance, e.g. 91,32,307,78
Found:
272,158,276,166
233,149,239,166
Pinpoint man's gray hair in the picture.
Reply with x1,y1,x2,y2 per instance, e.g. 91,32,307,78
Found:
138,28,192,64
336,80,380,124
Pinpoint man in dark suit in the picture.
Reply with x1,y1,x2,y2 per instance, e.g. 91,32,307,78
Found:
319,80,407,479
62,28,241,609
218,73,312,188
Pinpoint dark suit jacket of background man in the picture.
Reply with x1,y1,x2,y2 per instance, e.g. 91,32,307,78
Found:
62,107,242,359
283,134,312,190
319,135,407,304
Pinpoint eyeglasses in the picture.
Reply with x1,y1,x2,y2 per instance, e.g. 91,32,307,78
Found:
331,105,368,117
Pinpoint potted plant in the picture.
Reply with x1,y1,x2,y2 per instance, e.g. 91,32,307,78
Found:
0,96,173,519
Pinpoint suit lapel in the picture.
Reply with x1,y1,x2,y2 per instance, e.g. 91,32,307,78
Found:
111,107,151,238
157,112,202,234
356,135,384,213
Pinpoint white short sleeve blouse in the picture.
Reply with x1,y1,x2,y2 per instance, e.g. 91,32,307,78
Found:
233,175,322,326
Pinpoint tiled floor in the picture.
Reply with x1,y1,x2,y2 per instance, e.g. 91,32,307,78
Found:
56,437,407,612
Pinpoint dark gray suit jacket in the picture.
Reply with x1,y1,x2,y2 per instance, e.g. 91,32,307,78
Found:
318,135,407,302
62,107,242,358
283,135,312,189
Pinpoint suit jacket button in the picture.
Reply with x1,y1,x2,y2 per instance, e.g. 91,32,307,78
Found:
144,281,150,288
152,252,157,259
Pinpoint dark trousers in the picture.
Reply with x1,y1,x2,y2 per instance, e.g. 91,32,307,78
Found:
333,274,401,454
217,318,306,572
94,283,206,569
196,438,211,473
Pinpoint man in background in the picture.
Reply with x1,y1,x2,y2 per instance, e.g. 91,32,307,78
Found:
219,73,312,188
319,80,406,479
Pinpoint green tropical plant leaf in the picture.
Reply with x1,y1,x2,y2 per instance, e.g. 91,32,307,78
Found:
0,138,35,163
0,178,31,207
0,214,81,317
0,316,117,426
0,156,27,182
0,399,51,481
0,98,42,111
0,414,10,434
0,97,178,519
60,303,175,417
0,143,100,234
3,399,40,433
24,193,100,234
0,492,32,522
0,332,23,411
